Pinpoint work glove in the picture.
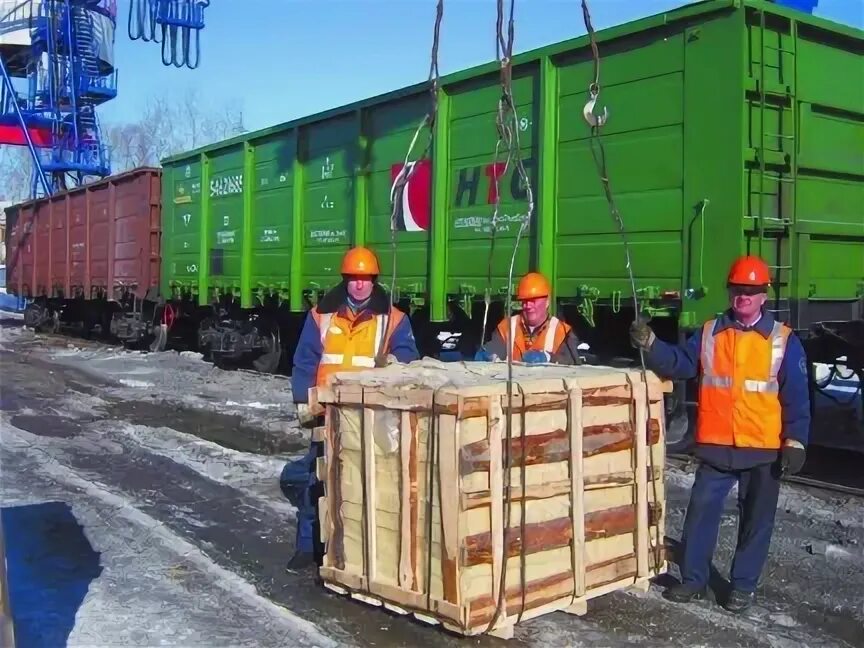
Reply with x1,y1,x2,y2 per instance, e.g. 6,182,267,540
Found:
522,350,550,364
296,403,318,429
474,349,498,362
374,353,399,368
629,317,656,351
780,439,806,475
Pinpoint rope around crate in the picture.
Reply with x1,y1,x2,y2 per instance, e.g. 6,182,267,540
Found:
380,0,445,365
578,0,664,578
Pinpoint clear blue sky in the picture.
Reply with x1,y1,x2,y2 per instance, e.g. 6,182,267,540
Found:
101,0,863,133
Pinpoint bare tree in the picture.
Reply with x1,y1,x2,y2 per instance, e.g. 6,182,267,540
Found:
0,148,33,203
104,92,245,174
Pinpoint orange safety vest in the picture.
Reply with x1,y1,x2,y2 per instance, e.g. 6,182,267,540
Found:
696,318,792,450
496,314,571,362
311,306,406,387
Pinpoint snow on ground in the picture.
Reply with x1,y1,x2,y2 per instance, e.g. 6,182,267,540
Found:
0,323,304,436
1,420,337,648
89,419,297,517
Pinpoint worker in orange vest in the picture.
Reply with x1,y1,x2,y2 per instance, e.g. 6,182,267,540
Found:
477,271,582,364
630,255,810,613
285,246,419,568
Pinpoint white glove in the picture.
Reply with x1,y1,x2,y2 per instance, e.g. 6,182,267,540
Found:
296,403,317,427
374,354,399,368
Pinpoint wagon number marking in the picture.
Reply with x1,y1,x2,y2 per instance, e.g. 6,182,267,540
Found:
321,156,335,180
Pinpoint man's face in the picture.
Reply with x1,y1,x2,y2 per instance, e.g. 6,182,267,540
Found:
521,296,549,328
728,284,767,321
345,275,374,302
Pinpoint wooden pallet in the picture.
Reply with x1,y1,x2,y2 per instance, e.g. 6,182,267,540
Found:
312,359,669,638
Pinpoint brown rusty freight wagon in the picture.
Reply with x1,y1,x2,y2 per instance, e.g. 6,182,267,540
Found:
4,168,161,337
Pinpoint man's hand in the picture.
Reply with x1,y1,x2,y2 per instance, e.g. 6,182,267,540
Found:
474,349,499,362
374,353,399,368
296,403,318,428
780,439,806,475
629,318,656,351
522,350,550,364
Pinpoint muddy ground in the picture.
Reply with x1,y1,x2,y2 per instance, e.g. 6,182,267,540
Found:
1,321,862,647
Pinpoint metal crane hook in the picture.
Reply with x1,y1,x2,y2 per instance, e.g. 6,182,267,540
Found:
583,86,608,128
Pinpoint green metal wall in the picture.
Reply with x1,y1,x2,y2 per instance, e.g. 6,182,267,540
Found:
161,0,863,329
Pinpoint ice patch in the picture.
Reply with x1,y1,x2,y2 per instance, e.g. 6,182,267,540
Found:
33,340,295,427
119,379,156,388
226,400,280,410
94,420,298,518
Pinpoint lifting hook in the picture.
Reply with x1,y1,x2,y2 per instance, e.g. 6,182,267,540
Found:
583,85,608,128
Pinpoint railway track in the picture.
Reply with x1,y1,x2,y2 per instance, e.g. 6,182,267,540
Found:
667,453,864,498
781,475,864,497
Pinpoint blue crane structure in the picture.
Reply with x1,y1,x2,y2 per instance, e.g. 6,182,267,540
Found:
0,0,208,199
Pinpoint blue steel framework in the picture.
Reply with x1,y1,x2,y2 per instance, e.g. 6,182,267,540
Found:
0,0,207,198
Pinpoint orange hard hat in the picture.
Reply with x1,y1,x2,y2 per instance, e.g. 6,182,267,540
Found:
341,246,380,276
516,272,551,300
727,255,771,287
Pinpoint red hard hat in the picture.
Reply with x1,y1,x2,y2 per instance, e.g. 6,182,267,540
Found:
341,246,380,276
517,272,551,300
727,255,771,287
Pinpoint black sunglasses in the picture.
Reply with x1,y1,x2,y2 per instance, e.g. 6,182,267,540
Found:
728,285,767,296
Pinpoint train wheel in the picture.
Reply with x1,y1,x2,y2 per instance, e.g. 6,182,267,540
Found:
23,303,49,331
149,324,168,352
253,330,282,374
149,304,176,352
48,310,60,334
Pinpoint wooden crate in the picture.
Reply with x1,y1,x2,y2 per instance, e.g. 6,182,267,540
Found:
311,359,669,639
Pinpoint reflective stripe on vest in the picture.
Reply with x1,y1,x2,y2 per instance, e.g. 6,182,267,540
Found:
313,309,402,387
700,320,786,394
543,317,560,353
318,314,387,367
320,353,377,368
696,317,791,449
504,315,567,360
318,313,333,343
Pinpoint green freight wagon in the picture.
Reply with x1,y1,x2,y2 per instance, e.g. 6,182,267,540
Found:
156,0,863,408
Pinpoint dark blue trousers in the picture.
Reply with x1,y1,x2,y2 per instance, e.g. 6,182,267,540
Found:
280,439,325,564
680,461,781,593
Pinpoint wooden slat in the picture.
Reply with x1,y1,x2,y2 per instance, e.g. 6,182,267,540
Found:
409,412,420,591
325,405,345,569
488,395,504,629
462,504,662,566
631,373,650,580
460,420,662,474
583,419,661,456
460,467,664,510
399,411,413,590
363,407,377,582
438,410,460,605
569,387,586,600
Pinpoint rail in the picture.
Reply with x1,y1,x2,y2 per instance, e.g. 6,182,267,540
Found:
667,453,864,498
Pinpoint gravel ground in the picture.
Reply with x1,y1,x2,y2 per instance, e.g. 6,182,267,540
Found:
1,320,862,647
